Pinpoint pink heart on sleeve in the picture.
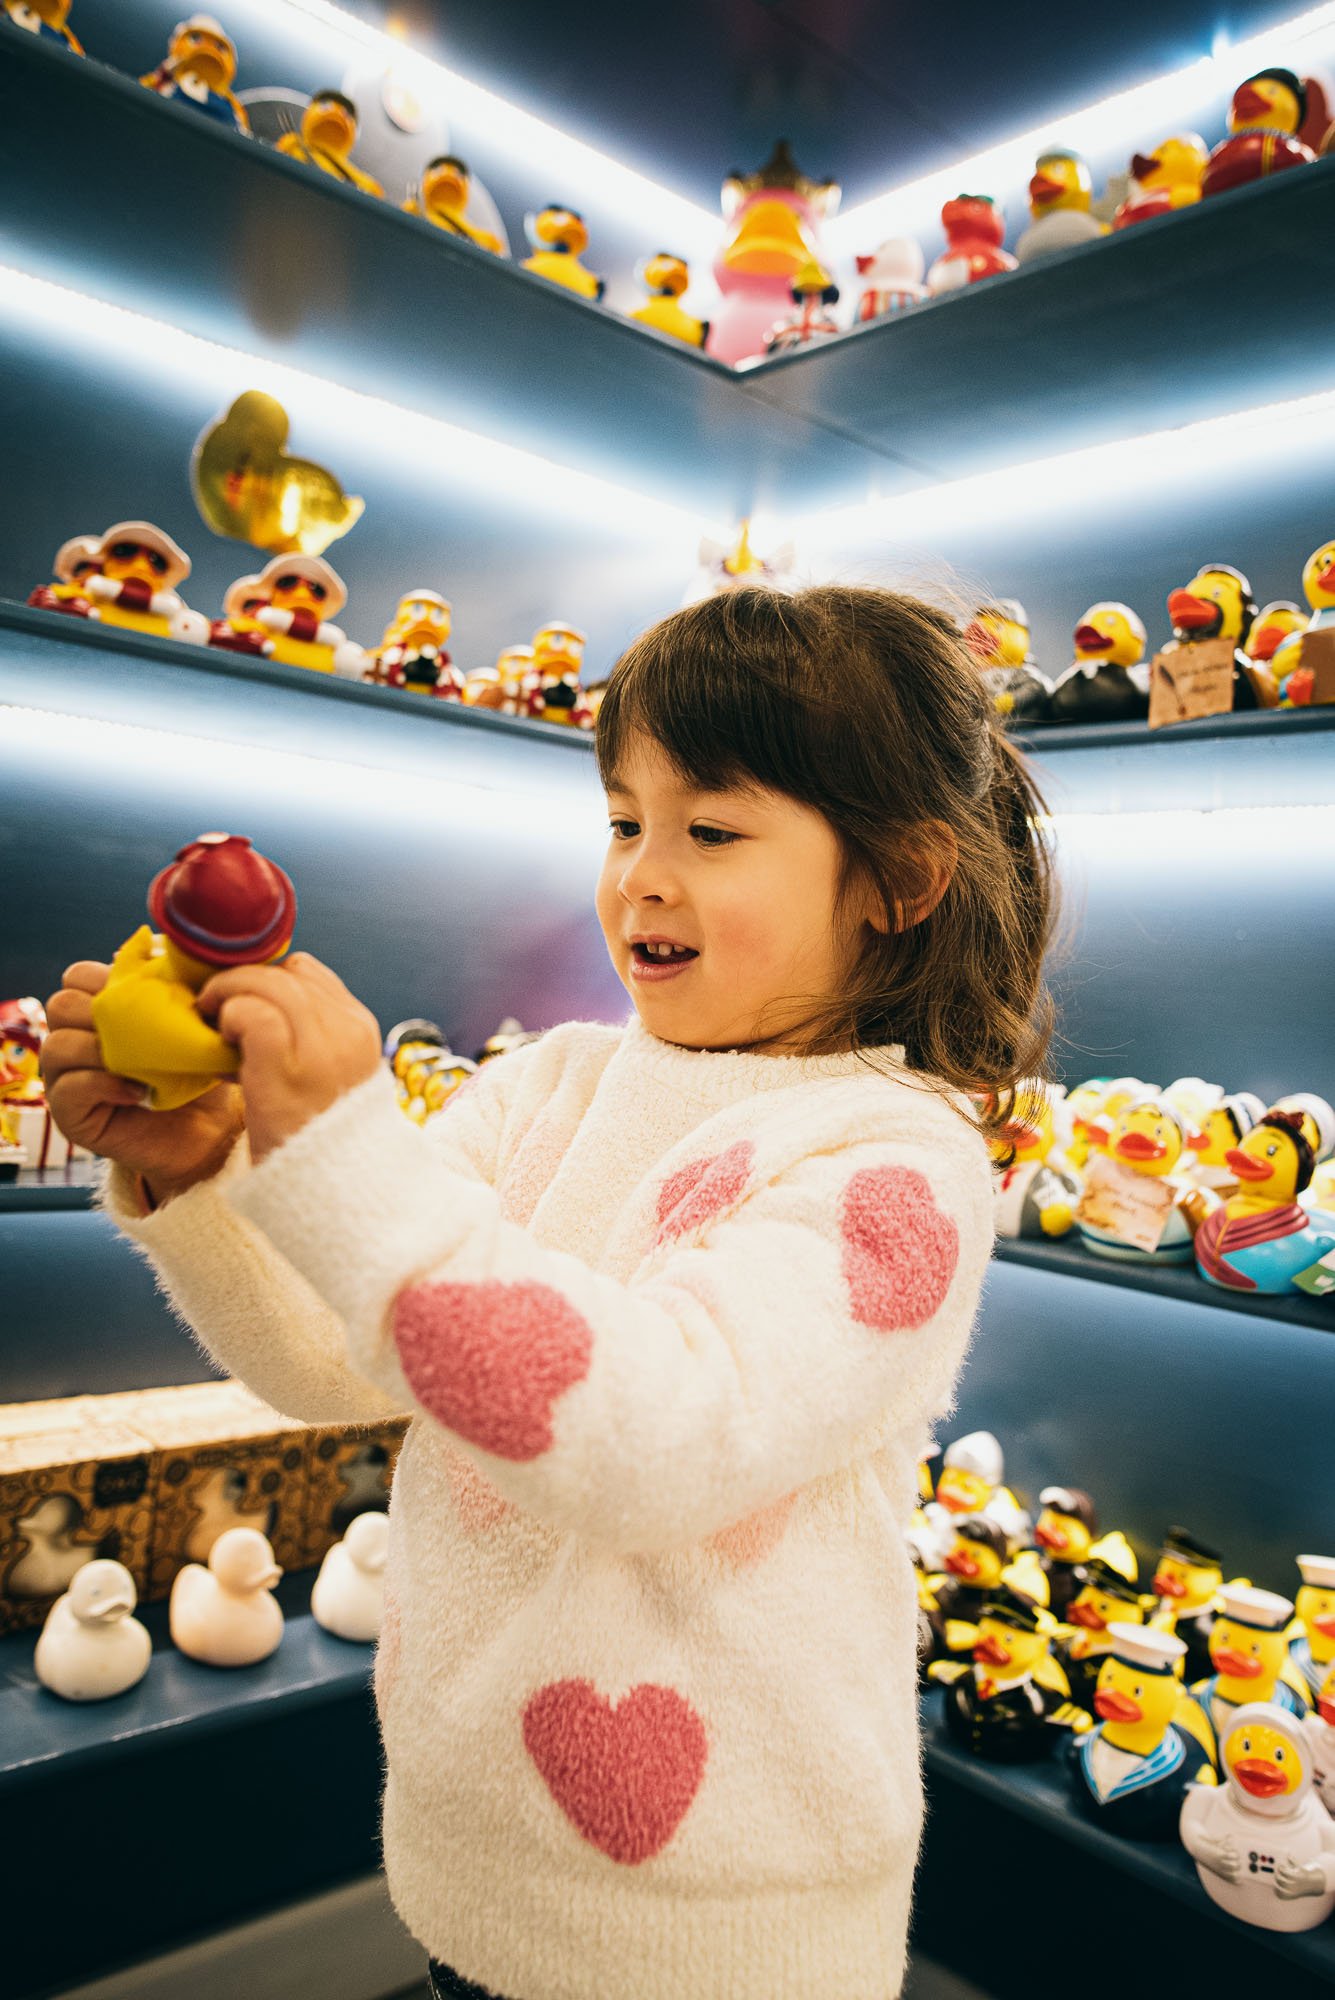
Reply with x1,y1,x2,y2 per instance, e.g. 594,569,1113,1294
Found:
655,1140,755,1244
392,1280,593,1460
841,1166,959,1331
522,1679,708,1864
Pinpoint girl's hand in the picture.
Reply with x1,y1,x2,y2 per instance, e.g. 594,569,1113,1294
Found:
197,953,382,1166
42,963,245,1205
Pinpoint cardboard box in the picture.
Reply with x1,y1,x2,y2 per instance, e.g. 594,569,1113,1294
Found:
0,1417,156,1635
300,1417,409,1569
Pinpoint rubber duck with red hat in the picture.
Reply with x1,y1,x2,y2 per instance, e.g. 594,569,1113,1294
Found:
1203,68,1316,198
1071,1624,1216,1841
1181,1701,1335,1931
1049,602,1150,723
3,0,83,52
140,14,249,133
707,141,840,365
929,1585,1092,1763
77,522,208,645
1159,562,1277,710
925,194,1016,293
252,555,367,678
1194,1106,1335,1295
91,832,297,1111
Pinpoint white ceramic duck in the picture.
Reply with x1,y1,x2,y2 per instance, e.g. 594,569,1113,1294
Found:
169,1526,284,1667
1181,1702,1335,1932
8,1494,97,1599
311,1510,389,1643
33,1559,152,1701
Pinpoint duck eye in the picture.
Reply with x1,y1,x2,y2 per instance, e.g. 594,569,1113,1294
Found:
276,574,299,591
1242,1737,1251,1753
1276,1746,1285,1761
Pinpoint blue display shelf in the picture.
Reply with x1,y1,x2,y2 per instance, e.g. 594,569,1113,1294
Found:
0,1165,101,1214
993,1237,1334,1334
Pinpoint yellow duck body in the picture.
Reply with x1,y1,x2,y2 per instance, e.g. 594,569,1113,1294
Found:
90,926,238,1111
523,247,604,299
630,293,709,346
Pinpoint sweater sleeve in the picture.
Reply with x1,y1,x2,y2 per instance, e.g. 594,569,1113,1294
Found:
228,1067,992,1554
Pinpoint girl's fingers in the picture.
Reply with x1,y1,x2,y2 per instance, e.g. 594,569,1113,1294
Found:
282,952,350,994
60,960,111,996
196,962,306,1020
47,1068,145,1114
214,991,294,1062
40,1027,109,1083
45,986,96,1033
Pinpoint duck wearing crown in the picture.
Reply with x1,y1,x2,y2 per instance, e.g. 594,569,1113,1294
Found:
1194,1109,1335,1295
926,195,1017,292
1071,1624,1217,1840
1191,1586,1312,1750
1049,603,1150,723
141,14,249,133
1291,1555,1335,1709
1113,134,1209,226
988,1079,1081,1239
1158,563,1278,711
1075,1093,1215,1264
1182,1703,1335,1932
930,1586,1092,1763
1203,68,1317,198
91,833,296,1112
1015,148,1106,262
1059,1542,1146,1711
707,142,840,364
963,600,1052,724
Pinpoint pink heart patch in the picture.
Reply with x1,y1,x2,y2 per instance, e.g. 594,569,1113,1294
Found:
841,1166,959,1331
392,1279,593,1461
444,1445,518,1534
707,1490,798,1567
656,1140,755,1244
522,1679,708,1865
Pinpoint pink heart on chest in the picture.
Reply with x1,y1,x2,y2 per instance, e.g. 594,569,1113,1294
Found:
522,1678,709,1864
841,1165,959,1331
655,1140,755,1244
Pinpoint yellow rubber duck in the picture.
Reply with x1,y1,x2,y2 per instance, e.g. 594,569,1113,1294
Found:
370,589,463,698
1015,148,1106,261
1184,1090,1267,1192
463,645,533,713
404,155,503,254
1204,67,1317,197
91,833,296,1111
207,573,272,658
192,390,364,558
629,253,709,348
1051,601,1150,722
1163,563,1278,709
524,621,592,726
3,0,83,51
523,206,605,301
1273,540,1335,701
27,533,101,616
929,1588,1092,1759
1194,1108,1335,1295
1192,1584,1312,1747
1293,1555,1335,1708
276,90,383,196
1114,134,1209,226
140,13,249,134
252,554,367,677
83,521,208,645
988,1078,1081,1238
1249,599,1305,676
1076,1092,1215,1263
1072,1624,1216,1838
1060,1540,1145,1709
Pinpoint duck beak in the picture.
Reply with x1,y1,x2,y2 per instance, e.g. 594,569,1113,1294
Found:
1233,1757,1287,1797
1130,153,1160,181
1168,589,1220,632
1226,1149,1273,1182
1094,1688,1142,1722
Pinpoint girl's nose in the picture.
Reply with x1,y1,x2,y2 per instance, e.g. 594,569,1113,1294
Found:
618,846,678,906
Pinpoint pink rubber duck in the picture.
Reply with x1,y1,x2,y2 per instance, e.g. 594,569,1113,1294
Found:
705,141,840,366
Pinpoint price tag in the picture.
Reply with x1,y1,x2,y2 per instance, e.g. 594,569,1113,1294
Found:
1075,1153,1175,1253
1148,638,1236,730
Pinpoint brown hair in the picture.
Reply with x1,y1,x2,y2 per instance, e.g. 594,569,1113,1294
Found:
595,585,1055,1130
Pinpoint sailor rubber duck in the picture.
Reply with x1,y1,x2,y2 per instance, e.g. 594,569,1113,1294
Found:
1291,1554,1335,1707
854,237,927,321
1014,149,1105,262
311,1510,389,1643
1049,602,1150,724
1113,134,1209,226
629,253,709,348
1033,1486,1099,1620
1059,1543,1145,1711
3,0,83,51
140,14,249,134
963,600,1052,724
208,573,272,658
253,554,367,677
1304,1662,1335,1812
1181,1703,1335,1931
404,156,504,254
1075,1093,1214,1264
27,533,101,616
1071,1625,1216,1840
464,645,533,714
917,1429,1031,1556
1160,562,1277,710
1192,1585,1312,1747
988,1078,1081,1238
170,1525,284,1667
91,831,297,1112
1149,1526,1225,1684
369,590,464,699
930,1586,1091,1763
1194,1109,1335,1295
927,1514,1011,1663
1184,1090,1267,1195
34,1559,151,1701
925,195,1016,293
276,90,383,197
522,206,604,301
1203,68,1317,198
83,522,208,645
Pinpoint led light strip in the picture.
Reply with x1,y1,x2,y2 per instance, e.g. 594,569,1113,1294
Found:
826,1,1335,252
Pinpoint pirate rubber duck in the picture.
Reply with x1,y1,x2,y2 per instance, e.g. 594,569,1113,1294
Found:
1149,1527,1224,1684
629,253,709,348
963,600,1052,724
1184,1090,1267,1195
1194,1108,1335,1295
854,237,927,320
1159,562,1277,710
1075,1093,1214,1264
522,623,593,727
404,156,504,254
252,554,367,677
1291,1555,1335,1707
369,590,464,699
140,14,249,133
917,1429,1031,1555
1203,69,1317,198
1059,1541,1146,1711
3,0,83,50
930,1586,1091,1763
1304,1662,1335,1813
384,1020,476,1125
1033,1486,1099,1620
522,206,604,301
988,1077,1081,1238
1015,148,1106,262
1181,1703,1335,1931
27,535,100,616
1113,133,1209,226
1049,602,1150,723
91,832,296,1112
1191,1585,1311,1748
276,90,383,197
1071,1624,1216,1840
929,1514,1011,1663
208,573,273,658
925,194,1016,293
82,522,208,645
764,255,842,355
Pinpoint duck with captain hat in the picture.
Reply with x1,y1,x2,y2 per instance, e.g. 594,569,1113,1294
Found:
929,1586,1092,1763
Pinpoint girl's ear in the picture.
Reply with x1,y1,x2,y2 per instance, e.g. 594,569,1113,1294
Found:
890,822,959,933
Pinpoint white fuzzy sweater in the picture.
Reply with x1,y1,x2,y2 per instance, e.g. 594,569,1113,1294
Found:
105,1018,993,2000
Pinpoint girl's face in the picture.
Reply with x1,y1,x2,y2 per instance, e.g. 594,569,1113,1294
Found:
597,732,877,1051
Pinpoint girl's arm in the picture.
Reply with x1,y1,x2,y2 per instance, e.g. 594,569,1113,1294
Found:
227,1070,993,1553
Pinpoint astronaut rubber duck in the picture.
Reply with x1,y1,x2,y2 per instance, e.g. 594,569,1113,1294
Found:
930,1586,1091,1763
208,574,273,658
34,1559,152,1701
370,590,464,699
140,14,249,133
1192,1585,1312,1747
82,522,208,645
1149,1526,1225,1683
854,237,927,320
1033,1486,1099,1620
1184,1090,1268,1195
1193,1108,1335,1295
1014,149,1105,262
1160,562,1277,710
523,622,593,727
1049,602,1150,723
253,554,367,677
3,0,83,50
91,831,296,1112
1304,1662,1335,1812
1203,68,1317,198
925,195,1016,292
1291,1555,1335,1706
169,1525,284,1667
1071,1624,1216,1840
1075,1093,1214,1264
276,90,383,196
763,256,842,355
1181,1703,1335,1931
1113,134,1209,226
384,1019,476,1124
310,1510,389,1643
629,253,709,348
963,600,1052,724
927,1515,1011,1663
988,1078,1081,1239
27,534,101,616
404,156,504,253
1059,1544,1146,1711
522,206,604,300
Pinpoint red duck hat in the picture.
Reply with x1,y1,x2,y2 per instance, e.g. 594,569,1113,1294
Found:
148,832,296,967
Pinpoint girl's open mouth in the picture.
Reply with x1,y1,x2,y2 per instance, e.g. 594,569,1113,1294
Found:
630,941,699,982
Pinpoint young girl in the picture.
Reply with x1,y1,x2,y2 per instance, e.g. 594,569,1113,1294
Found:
43,585,1053,2000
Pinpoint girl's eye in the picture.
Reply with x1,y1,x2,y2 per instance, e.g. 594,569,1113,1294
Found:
608,818,639,840
691,825,738,847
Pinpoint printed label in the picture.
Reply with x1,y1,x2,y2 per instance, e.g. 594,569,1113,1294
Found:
1075,1153,1175,1252
1148,639,1235,730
